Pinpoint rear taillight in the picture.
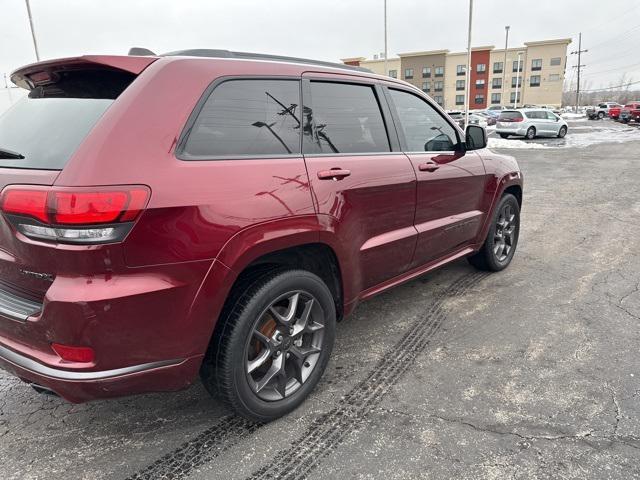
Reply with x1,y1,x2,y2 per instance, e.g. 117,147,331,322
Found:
51,343,95,363
0,185,150,244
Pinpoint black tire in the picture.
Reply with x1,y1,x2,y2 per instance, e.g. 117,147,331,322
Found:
201,269,336,422
598,111,605,119
557,126,567,138
499,133,510,139
468,193,520,272
525,127,536,140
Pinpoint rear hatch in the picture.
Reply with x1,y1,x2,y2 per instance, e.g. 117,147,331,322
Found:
0,56,156,318
497,111,523,127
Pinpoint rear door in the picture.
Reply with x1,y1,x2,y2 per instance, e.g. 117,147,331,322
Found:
383,86,488,267
301,75,417,292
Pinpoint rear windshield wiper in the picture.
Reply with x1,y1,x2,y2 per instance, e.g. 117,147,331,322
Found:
0,148,25,160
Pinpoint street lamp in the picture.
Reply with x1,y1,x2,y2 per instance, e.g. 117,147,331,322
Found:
514,51,523,108
501,26,510,107
25,0,40,61
464,0,474,128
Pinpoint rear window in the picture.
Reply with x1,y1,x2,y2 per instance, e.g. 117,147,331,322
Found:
498,111,523,121
0,69,133,170
0,98,112,170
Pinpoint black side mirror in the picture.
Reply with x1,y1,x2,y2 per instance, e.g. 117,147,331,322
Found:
465,125,487,150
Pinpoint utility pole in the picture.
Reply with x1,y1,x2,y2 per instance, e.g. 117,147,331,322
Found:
25,0,40,61
383,0,388,76
464,0,474,128
571,32,588,112
501,26,509,107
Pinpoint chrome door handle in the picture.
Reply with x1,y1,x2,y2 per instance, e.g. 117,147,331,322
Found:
317,169,351,180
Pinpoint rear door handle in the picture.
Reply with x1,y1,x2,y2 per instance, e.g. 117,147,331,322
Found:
418,162,440,172
317,169,351,180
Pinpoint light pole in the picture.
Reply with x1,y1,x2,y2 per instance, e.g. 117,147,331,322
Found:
383,0,388,76
501,26,509,107
464,0,474,128
514,51,523,108
25,0,40,61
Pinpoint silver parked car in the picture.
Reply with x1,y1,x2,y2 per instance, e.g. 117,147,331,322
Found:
496,109,568,139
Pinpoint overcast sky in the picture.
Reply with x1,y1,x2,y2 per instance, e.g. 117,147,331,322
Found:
1,0,639,91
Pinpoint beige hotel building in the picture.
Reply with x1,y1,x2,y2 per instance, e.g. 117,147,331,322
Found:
342,38,571,109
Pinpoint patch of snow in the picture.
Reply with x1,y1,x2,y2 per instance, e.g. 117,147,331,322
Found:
488,137,549,149
561,112,587,120
489,124,640,150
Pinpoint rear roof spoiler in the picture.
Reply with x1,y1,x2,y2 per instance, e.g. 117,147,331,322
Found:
11,55,158,90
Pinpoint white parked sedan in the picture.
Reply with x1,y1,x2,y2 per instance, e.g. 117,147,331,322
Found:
496,109,568,139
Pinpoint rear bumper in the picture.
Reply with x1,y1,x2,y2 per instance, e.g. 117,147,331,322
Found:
495,126,527,136
0,342,202,402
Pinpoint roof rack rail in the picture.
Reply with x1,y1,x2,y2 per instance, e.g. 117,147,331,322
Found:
158,49,372,73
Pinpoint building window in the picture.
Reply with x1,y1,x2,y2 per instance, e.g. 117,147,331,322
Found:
477,63,486,73
404,68,414,80
389,69,397,78
531,59,542,71
475,79,486,89
530,75,541,87
475,94,485,105
434,81,443,92
422,67,431,78
511,76,522,88
422,81,430,92
512,60,523,72
510,91,521,104
549,74,560,82
456,95,465,105
493,62,503,73
435,66,444,77
456,64,466,76
434,95,443,105
492,78,502,89
491,93,501,104
456,79,465,91
550,57,562,66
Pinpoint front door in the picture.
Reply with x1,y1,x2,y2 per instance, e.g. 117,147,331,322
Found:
384,87,488,268
301,76,417,293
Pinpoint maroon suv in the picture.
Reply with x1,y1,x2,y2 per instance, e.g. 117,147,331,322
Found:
0,50,522,421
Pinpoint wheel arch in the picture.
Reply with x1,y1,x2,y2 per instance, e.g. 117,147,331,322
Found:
186,216,350,359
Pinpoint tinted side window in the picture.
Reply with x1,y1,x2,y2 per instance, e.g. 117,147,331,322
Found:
303,82,390,154
182,79,300,157
388,89,458,152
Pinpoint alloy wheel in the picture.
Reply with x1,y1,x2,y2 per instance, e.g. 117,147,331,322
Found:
245,291,325,401
493,203,517,262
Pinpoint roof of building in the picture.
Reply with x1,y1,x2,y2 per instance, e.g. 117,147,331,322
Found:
524,38,572,47
398,49,450,58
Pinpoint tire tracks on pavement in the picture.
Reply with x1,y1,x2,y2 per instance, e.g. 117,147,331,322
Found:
125,270,486,480
246,271,488,480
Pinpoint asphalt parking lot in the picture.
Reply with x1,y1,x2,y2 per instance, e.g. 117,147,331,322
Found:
2,119,640,480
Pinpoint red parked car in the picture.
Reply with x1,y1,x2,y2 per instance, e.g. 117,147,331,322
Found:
608,105,623,120
620,102,640,123
0,50,522,421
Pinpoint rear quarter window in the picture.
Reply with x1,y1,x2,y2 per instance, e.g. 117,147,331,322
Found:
180,79,301,158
